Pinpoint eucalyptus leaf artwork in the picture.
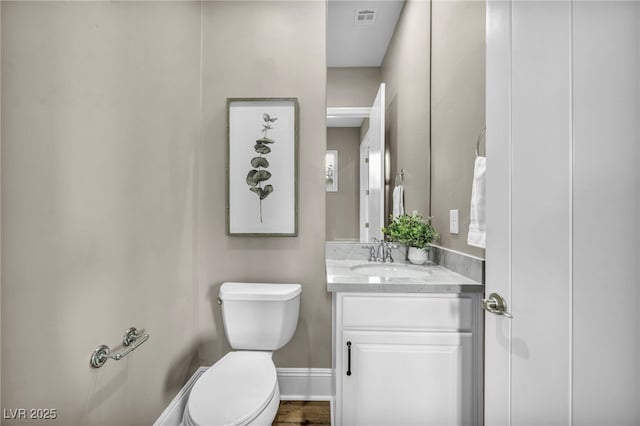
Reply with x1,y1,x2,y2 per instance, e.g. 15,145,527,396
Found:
227,98,298,236
246,113,278,222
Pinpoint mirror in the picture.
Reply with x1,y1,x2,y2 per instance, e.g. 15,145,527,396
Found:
325,0,486,257
325,0,429,243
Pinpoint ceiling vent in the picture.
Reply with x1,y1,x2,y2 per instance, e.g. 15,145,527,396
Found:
355,9,376,25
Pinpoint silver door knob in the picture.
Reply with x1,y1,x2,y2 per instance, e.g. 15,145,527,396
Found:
481,292,513,318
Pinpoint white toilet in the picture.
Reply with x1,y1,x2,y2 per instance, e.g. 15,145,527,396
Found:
181,282,302,426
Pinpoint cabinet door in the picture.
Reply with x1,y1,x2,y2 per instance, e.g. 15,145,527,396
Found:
341,331,472,426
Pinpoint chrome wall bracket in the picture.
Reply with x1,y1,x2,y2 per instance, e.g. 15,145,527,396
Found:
122,327,139,346
90,327,150,368
90,345,111,368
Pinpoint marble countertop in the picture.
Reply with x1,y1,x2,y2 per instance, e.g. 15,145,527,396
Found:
325,243,484,294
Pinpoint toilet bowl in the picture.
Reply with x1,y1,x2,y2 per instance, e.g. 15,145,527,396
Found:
181,352,280,426
181,282,301,426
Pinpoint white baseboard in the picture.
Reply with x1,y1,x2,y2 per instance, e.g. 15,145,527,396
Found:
276,368,335,401
153,367,207,426
154,366,335,426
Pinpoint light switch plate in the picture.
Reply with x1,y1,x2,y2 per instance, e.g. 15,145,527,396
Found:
450,209,459,234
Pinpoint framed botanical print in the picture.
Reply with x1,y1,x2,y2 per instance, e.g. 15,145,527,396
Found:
325,150,338,192
227,98,298,236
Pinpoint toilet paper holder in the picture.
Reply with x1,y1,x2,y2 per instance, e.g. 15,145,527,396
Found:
90,327,150,368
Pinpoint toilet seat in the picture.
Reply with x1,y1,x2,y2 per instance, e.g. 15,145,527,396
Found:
182,351,278,426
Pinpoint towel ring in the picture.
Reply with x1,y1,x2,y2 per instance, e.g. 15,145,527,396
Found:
475,128,486,157
395,169,405,186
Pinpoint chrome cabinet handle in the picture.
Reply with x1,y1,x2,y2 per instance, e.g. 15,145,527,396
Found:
481,293,513,318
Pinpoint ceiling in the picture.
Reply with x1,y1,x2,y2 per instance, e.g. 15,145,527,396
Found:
327,0,405,68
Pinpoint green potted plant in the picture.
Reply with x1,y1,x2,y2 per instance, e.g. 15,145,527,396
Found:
382,214,439,264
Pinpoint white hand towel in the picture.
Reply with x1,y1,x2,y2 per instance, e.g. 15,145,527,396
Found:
392,185,404,218
467,157,486,248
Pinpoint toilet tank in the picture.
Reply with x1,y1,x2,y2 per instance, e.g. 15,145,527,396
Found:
219,282,301,351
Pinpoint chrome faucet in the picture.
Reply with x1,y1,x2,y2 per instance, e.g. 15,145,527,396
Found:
362,238,379,262
363,239,398,263
365,244,377,262
382,241,398,263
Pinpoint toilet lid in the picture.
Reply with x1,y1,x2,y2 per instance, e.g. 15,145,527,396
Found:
186,352,277,426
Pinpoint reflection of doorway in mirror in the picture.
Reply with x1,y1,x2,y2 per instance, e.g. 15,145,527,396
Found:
366,83,385,242
324,82,385,243
326,150,338,192
359,139,370,243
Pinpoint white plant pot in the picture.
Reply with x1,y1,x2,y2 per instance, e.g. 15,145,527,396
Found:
408,247,428,265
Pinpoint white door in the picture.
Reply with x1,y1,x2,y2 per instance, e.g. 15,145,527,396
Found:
367,83,385,241
485,1,640,425
359,137,370,243
342,331,472,426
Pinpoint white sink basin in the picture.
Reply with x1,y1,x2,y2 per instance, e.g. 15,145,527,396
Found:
350,263,433,279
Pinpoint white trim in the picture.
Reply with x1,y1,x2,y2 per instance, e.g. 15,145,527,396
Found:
277,368,335,401
327,107,371,118
327,107,371,128
154,367,335,426
153,367,207,426
330,397,336,426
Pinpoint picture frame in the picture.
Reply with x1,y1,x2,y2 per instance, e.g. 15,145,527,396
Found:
227,98,299,236
325,150,338,192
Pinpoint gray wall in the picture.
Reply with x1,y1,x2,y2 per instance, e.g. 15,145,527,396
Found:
326,128,360,241
327,67,381,108
199,1,329,370
381,0,431,220
1,2,327,425
430,1,486,258
3,3,201,424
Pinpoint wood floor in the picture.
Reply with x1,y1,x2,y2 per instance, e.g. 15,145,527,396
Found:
272,401,331,426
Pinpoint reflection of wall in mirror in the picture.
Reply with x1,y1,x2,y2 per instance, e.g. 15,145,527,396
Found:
382,0,431,225
326,129,360,241
430,1,486,258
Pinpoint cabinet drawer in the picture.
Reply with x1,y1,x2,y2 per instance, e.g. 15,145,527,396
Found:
341,294,473,331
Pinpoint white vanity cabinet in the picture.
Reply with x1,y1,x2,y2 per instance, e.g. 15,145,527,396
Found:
333,293,483,426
